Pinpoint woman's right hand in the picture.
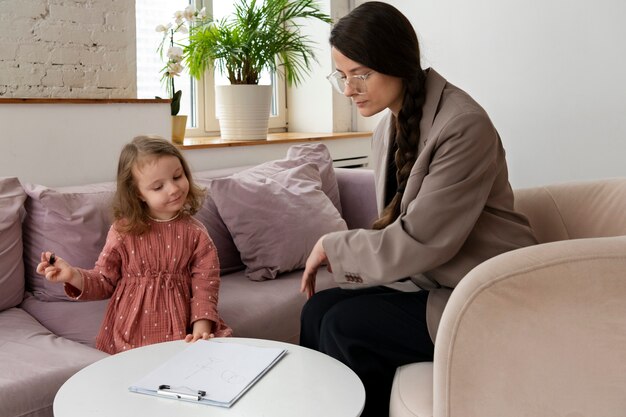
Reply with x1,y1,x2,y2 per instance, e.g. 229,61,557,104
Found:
36,251,82,289
300,236,331,299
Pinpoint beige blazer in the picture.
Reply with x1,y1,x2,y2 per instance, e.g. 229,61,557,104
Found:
323,68,537,342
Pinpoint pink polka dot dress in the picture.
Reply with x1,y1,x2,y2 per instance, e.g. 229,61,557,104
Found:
65,215,232,354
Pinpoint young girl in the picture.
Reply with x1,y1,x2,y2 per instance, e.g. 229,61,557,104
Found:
36,135,232,354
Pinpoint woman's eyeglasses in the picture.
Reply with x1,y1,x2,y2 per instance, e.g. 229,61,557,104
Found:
326,71,374,95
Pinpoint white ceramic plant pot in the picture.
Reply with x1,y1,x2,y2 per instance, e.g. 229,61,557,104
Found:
215,84,272,141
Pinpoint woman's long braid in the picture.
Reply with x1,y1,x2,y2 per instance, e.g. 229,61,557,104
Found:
373,72,426,230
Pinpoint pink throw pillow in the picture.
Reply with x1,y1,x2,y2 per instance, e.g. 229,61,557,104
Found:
209,163,347,281
22,182,115,301
0,177,27,311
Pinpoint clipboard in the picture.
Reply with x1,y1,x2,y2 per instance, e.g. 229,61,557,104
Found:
128,340,287,407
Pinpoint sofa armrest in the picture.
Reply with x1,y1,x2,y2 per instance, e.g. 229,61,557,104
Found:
433,236,626,417
335,168,377,230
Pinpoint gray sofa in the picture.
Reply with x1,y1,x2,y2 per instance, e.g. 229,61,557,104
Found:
0,161,378,417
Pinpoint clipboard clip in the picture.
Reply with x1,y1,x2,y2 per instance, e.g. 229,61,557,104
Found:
157,384,207,401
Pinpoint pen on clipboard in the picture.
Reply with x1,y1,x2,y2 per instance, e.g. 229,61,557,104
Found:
157,385,206,401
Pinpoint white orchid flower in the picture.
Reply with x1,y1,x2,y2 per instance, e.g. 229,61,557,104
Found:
155,22,172,33
184,5,196,21
167,46,184,62
167,62,184,77
174,10,184,25
156,6,200,106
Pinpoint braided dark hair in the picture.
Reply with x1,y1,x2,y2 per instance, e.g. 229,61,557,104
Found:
330,2,426,229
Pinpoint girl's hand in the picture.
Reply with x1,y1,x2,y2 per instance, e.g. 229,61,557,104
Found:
36,251,83,290
300,236,330,299
185,319,214,343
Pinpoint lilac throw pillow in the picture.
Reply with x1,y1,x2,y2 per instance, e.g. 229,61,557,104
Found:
209,163,347,281
193,181,245,275
286,143,342,215
192,143,341,276
0,177,26,311
22,182,115,301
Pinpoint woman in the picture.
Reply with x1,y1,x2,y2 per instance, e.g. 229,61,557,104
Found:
299,2,537,416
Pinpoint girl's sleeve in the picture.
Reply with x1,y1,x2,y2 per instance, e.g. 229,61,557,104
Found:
188,225,222,326
64,226,123,300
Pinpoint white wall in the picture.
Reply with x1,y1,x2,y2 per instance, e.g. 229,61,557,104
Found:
354,0,626,188
0,0,136,98
0,101,170,186
287,0,353,133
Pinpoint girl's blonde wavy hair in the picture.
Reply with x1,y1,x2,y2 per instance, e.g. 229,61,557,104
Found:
112,135,205,235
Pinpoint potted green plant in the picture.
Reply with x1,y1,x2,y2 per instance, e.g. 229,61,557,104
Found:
185,0,331,141
156,5,207,143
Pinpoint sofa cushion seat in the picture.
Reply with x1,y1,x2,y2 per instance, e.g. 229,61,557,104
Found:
19,295,108,347
218,268,337,344
20,269,338,348
0,308,108,417
390,362,433,417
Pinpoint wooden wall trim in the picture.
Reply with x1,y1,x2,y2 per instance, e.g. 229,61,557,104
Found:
0,98,169,104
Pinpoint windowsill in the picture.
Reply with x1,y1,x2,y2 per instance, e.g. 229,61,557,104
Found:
0,98,168,104
176,131,372,149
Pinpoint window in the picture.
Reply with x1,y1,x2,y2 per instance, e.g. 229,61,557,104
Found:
136,0,196,126
135,0,287,137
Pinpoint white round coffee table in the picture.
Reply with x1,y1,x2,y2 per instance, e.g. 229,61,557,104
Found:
54,338,365,417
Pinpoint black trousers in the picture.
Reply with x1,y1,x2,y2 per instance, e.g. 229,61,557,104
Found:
300,286,434,417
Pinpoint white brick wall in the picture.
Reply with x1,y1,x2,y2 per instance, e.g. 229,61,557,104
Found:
0,0,137,98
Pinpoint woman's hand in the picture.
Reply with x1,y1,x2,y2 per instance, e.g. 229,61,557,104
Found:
185,319,214,343
300,236,331,299
36,251,83,290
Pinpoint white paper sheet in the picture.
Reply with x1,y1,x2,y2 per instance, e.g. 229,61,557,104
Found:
129,340,286,407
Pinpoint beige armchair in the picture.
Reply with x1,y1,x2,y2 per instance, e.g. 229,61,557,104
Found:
390,178,626,417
